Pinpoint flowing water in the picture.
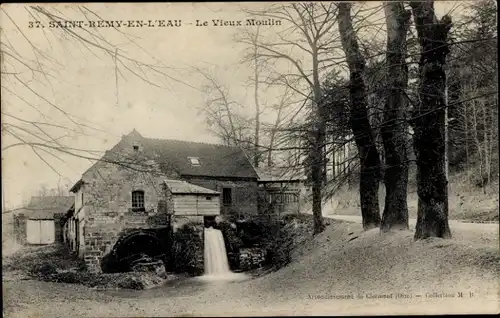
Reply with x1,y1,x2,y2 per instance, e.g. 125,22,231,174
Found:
199,227,248,282
103,226,249,299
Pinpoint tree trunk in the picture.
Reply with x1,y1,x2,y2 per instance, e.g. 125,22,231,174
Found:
311,45,326,235
331,142,336,179
267,130,275,168
338,3,382,230
483,98,490,190
410,1,452,240
380,3,411,232
268,93,286,167
253,46,261,168
310,115,326,236
311,136,325,234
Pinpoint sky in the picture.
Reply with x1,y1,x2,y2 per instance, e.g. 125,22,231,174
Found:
1,1,466,209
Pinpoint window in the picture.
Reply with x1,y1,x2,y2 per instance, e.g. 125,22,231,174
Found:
133,145,139,151
222,188,232,205
132,190,145,212
157,199,167,214
188,157,200,166
206,196,212,201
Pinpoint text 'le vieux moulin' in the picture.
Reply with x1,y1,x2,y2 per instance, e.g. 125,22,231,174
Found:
196,19,282,27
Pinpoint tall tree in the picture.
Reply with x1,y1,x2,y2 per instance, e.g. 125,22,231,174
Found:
195,68,242,147
338,2,382,230
409,1,452,239
243,27,264,168
380,2,411,231
266,86,293,167
446,0,498,187
240,3,340,234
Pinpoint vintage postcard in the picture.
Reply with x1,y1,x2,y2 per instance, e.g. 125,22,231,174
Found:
1,1,498,317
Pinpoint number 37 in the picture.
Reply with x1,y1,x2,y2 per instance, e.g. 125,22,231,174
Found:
28,21,43,28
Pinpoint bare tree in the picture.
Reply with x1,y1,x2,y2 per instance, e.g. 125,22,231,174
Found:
238,3,342,234
447,0,498,189
337,2,382,230
380,2,411,232
251,29,262,168
265,86,294,167
193,66,260,161
35,180,72,197
409,1,453,239
1,5,191,175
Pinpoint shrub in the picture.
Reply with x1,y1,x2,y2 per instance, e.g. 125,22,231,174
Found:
216,221,243,270
29,262,57,280
116,276,145,290
236,215,312,270
237,219,275,247
77,260,88,272
171,223,203,275
217,221,242,252
264,223,297,268
50,271,158,290
52,271,96,285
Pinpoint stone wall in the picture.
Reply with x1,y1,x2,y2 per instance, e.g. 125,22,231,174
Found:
182,177,258,218
239,247,267,271
83,212,171,272
80,147,175,272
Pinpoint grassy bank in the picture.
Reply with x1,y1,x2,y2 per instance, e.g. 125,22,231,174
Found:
243,219,499,314
2,244,175,290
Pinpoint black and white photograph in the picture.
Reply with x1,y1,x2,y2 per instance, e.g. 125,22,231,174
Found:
1,1,498,316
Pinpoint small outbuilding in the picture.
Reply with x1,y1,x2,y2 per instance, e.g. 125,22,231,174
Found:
163,179,220,217
256,167,307,215
14,196,74,245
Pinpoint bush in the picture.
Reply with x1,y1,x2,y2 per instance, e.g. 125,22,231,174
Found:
52,271,84,284
50,270,165,290
29,262,57,280
116,276,145,290
217,221,243,252
237,219,276,247
223,207,244,223
236,215,312,270
263,223,297,268
171,224,203,275
216,221,243,270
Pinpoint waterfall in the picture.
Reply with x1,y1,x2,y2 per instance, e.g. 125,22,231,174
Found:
204,227,231,276
201,227,247,282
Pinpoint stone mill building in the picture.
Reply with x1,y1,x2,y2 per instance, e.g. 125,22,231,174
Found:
63,129,259,272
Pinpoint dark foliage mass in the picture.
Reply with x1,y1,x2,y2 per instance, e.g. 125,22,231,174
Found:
170,224,203,275
219,215,314,270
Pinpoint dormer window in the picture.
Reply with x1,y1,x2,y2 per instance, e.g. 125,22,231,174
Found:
188,157,200,166
133,145,139,151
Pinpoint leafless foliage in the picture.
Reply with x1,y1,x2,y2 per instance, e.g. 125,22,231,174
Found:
1,5,190,175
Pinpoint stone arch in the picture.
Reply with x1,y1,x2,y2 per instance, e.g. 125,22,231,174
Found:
101,229,166,273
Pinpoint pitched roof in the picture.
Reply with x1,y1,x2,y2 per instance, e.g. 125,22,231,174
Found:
141,136,258,179
255,166,306,182
24,196,74,220
76,130,259,183
163,179,220,195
